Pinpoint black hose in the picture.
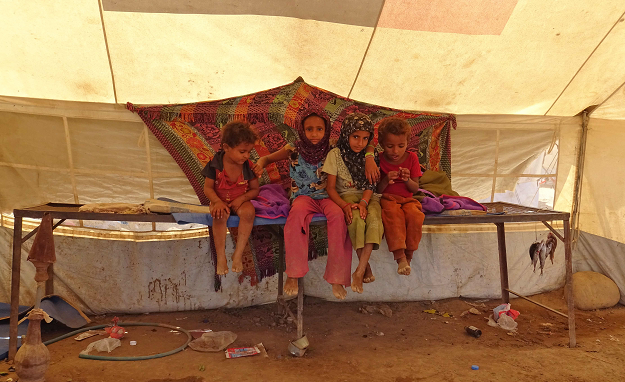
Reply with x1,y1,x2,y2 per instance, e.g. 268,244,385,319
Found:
43,321,192,361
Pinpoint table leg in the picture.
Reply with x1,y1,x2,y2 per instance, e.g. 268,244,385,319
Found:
277,228,284,315
496,223,510,303
9,216,23,361
297,278,304,339
564,219,577,347
45,264,54,295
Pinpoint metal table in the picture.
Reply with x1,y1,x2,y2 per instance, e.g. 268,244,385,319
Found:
9,201,575,361
276,202,576,348
8,203,177,360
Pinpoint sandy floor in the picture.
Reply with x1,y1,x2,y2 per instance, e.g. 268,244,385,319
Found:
2,289,625,382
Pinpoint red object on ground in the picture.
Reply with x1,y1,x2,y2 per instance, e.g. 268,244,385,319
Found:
105,317,125,339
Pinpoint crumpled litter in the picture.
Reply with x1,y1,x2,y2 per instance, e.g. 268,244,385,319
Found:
423,309,452,318
488,313,518,332
189,331,237,352
487,304,519,332
493,303,520,321
80,337,121,355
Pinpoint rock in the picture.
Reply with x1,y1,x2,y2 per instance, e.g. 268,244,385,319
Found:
378,304,393,318
469,308,481,315
360,305,377,314
570,271,621,310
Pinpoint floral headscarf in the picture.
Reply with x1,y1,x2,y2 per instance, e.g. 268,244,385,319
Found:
337,112,377,190
294,108,332,164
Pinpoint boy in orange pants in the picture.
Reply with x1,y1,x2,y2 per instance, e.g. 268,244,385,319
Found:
376,117,425,276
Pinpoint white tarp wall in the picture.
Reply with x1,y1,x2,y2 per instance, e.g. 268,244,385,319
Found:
1,1,625,115
575,117,625,304
0,100,581,313
3,0,625,312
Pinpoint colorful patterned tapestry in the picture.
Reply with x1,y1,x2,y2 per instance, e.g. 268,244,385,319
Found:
128,77,456,290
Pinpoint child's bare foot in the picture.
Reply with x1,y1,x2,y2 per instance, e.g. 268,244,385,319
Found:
351,270,364,293
363,263,375,283
231,253,243,273
405,250,414,266
284,277,299,296
216,260,229,275
332,284,347,300
397,258,411,275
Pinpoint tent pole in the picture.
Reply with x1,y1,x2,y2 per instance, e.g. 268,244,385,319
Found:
563,219,577,347
570,111,589,248
9,215,22,361
495,223,509,303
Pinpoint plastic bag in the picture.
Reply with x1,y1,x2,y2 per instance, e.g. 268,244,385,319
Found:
493,303,520,322
497,314,518,331
189,331,237,352
487,313,518,332
80,338,121,355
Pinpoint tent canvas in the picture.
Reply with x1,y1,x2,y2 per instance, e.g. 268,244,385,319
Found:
2,0,625,313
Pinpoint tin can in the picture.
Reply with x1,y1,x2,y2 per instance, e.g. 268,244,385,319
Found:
465,326,482,338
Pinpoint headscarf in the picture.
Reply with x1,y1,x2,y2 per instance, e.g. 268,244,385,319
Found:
337,112,377,190
293,108,332,164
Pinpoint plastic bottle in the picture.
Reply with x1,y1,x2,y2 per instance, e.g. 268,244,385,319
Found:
465,325,482,338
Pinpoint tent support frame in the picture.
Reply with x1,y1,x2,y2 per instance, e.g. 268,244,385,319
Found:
9,202,576,361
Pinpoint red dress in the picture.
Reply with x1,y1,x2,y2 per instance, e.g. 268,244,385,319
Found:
214,168,250,203
201,150,256,204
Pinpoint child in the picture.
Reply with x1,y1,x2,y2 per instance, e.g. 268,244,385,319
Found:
376,117,425,275
253,109,352,300
202,121,260,275
323,112,383,294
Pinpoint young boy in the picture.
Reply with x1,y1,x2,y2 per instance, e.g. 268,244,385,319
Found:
202,121,260,275
376,117,425,276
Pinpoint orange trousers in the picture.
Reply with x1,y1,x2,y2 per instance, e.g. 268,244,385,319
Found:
381,194,425,258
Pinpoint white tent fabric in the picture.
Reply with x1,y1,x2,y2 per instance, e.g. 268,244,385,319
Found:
0,224,565,314
0,98,579,213
573,118,625,303
2,0,625,311
0,101,580,311
1,1,624,116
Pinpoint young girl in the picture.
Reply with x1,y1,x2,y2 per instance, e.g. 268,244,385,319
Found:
323,112,383,294
376,117,425,275
253,109,352,300
202,121,260,275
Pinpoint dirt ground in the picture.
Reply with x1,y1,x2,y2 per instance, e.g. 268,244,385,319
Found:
2,288,625,382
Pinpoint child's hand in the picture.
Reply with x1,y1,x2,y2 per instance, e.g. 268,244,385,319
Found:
252,157,267,178
398,167,410,182
387,170,399,184
358,201,368,220
342,203,357,224
365,157,380,184
228,197,245,213
211,200,230,219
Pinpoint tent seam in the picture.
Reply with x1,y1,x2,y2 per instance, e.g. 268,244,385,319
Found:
98,0,118,104
545,10,625,116
587,81,625,118
347,0,386,98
